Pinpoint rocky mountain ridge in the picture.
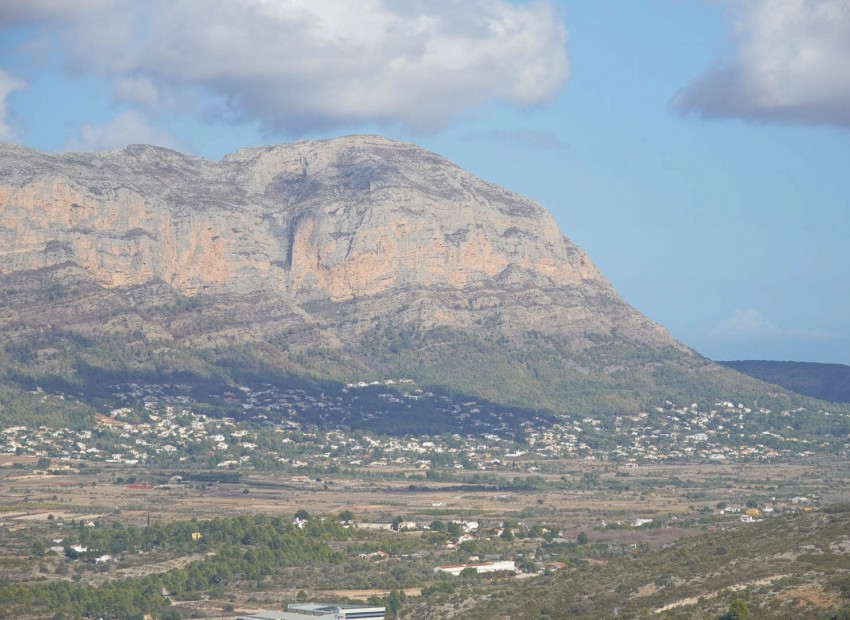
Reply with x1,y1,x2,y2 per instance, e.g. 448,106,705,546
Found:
0,136,799,414
1,137,598,296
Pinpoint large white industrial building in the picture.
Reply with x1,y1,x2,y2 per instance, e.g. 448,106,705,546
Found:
237,602,386,620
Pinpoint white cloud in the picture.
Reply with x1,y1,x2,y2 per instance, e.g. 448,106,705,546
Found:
113,76,160,108
711,308,778,339
3,0,569,136
671,0,850,127
0,68,26,141
66,110,182,152
711,308,838,341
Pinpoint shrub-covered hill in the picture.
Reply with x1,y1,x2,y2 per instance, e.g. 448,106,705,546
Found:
720,360,850,404
411,506,850,619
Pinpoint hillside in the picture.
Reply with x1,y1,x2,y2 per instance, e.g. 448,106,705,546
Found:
720,360,850,404
411,506,850,619
0,137,828,415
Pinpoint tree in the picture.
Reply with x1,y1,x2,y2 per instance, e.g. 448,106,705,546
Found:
722,599,749,620
294,509,310,521
338,510,355,523
31,540,47,557
459,567,479,578
385,589,406,618
577,531,589,545
370,589,406,618
429,519,446,532
391,515,404,531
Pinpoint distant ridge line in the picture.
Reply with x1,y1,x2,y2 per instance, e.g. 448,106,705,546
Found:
719,360,850,404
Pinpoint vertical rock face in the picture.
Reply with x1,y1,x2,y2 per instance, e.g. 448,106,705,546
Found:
0,144,256,295
0,136,604,300
0,135,715,413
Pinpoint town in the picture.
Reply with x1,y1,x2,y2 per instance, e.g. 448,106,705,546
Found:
0,378,847,619
3,379,848,472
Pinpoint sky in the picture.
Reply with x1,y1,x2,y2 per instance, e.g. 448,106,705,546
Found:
1,0,849,364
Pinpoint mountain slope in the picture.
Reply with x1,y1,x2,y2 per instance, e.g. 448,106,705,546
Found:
0,136,817,414
719,360,850,404
410,506,850,619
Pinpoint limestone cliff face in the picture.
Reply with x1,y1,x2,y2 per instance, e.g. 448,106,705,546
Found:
0,136,687,364
0,144,259,295
0,137,601,299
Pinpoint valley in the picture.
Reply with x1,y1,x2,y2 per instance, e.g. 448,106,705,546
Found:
0,377,849,618
1,138,849,618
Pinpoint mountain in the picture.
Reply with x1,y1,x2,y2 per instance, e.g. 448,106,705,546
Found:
0,136,810,414
719,360,850,404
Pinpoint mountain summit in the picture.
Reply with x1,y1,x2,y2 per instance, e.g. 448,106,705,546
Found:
0,136,786,412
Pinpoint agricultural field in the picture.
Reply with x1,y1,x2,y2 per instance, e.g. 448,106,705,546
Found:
1,449,849,618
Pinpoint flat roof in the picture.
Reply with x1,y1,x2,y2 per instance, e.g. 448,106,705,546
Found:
289,603,384,611
239,603,385,620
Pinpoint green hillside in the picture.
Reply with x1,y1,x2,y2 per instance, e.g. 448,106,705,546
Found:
720,360,850,404
411,506,850,619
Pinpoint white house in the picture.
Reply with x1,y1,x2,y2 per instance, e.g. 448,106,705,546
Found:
434,560,516,576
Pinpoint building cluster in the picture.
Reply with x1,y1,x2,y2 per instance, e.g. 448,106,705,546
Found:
524,399,845,465
2,383,846,471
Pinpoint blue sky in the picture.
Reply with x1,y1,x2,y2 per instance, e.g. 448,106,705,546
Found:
1,0,849,364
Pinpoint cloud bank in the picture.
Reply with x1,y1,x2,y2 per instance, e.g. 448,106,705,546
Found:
2,0,569,137
671,0,850,127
